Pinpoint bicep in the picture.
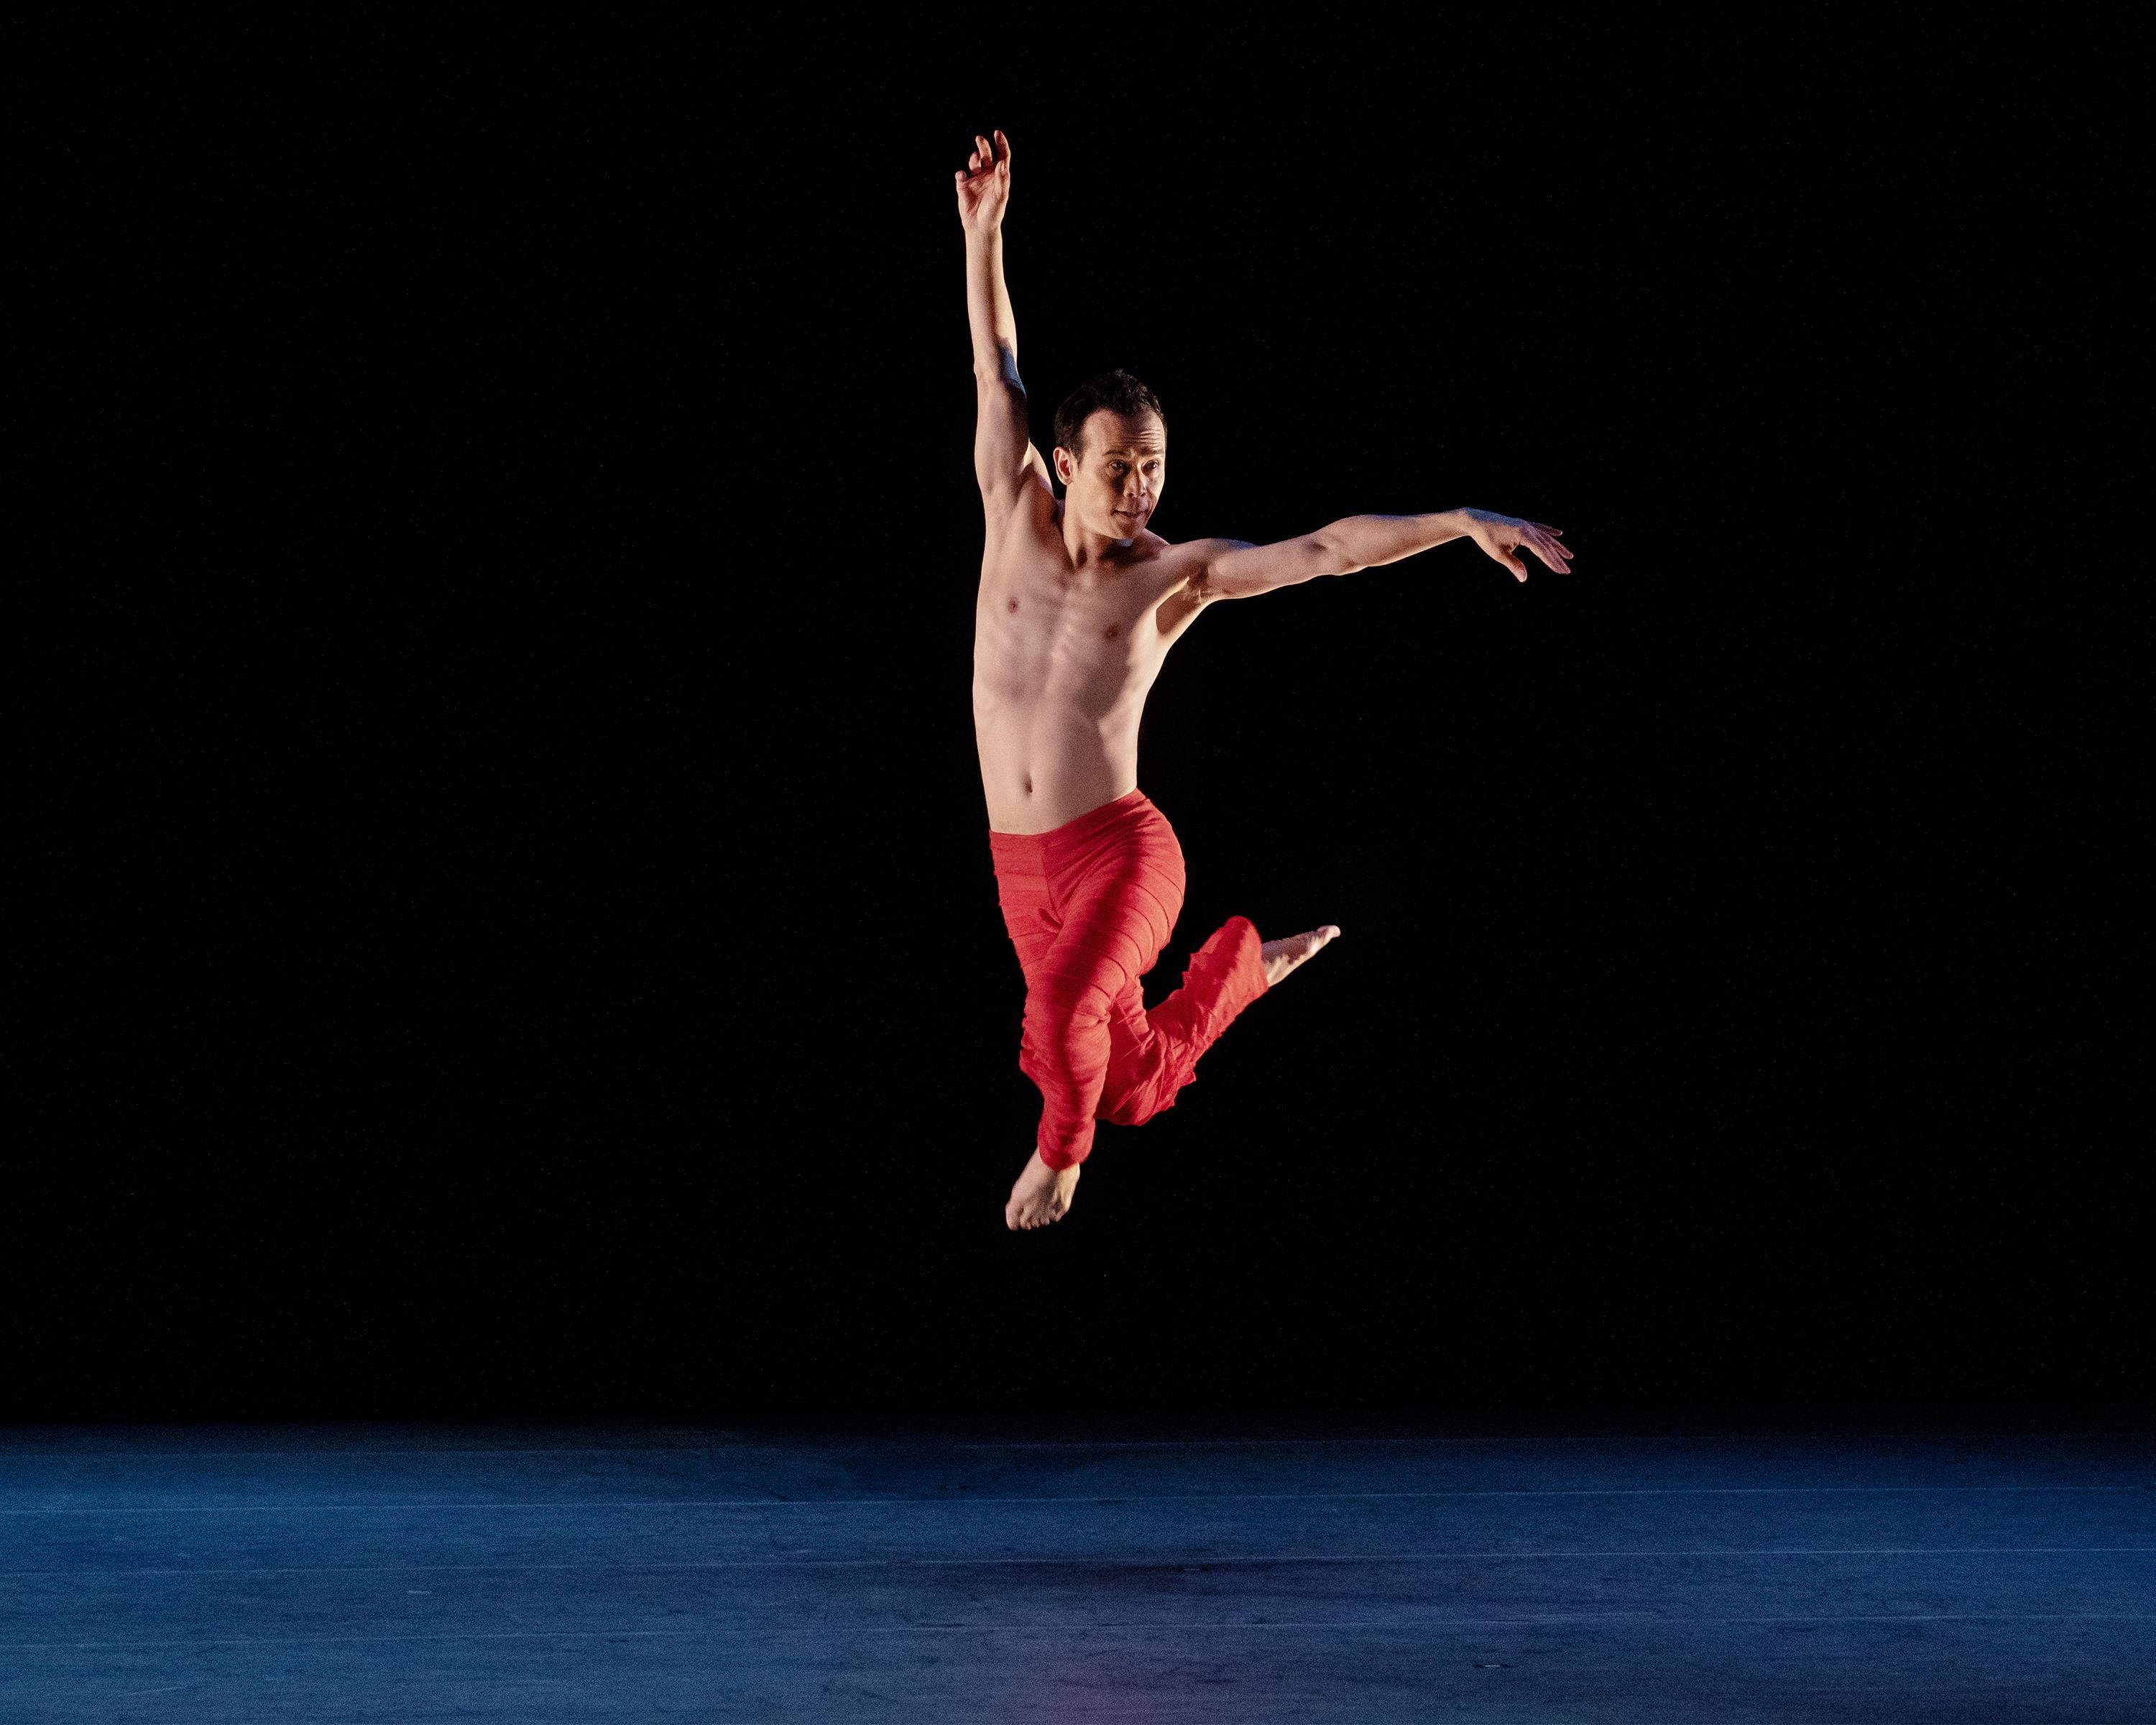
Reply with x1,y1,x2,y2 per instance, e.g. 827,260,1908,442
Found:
1188,533,1345,602
974,363,1049,506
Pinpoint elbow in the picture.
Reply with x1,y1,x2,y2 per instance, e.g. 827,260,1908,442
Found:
975,345,1023,392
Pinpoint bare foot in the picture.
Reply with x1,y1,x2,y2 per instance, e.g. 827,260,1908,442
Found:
1005,1147,1081,1231
1261,924,1341,988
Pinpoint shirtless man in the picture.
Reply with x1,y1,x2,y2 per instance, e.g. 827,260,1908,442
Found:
959,130,1573,1232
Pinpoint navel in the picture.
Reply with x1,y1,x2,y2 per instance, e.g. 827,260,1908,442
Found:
1104,623,1118,638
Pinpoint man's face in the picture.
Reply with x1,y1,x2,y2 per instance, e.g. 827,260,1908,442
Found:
1059,409,1165,536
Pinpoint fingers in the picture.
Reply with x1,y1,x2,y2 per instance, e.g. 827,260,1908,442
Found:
1475,513,1574,581
959,132,1008,184
1485,540,1528,581
1506,523,1574,576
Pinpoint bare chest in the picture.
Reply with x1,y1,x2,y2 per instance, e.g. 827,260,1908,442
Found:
972,504,1200,714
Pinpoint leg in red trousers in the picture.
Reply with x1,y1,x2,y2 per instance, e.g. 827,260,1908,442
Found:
989,788,1271,1172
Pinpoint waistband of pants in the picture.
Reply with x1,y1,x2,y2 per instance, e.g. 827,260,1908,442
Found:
987,786,1156,868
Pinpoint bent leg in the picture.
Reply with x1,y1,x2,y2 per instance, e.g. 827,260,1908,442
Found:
1018,840,1185,1169
990,789,1274,1167
1098,914,1270,1128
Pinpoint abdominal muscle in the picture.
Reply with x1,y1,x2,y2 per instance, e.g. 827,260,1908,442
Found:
973,697,1142,835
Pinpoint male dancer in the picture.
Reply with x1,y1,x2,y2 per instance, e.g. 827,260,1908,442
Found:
959,130,1573,1232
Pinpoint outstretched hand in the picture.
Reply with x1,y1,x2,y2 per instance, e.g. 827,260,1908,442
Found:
955,129,1012,234
1460,508,1572,582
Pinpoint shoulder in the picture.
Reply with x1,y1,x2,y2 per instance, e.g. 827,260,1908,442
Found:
1146,531,1207,572
1135,532,1202,587
1147,535,1215,628
1152,535,1244,601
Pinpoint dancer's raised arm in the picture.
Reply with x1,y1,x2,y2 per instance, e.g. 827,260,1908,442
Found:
957,129,1047,505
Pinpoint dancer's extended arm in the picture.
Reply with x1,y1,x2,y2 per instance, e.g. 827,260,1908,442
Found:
957,129,1049,506
1187,509,1573,601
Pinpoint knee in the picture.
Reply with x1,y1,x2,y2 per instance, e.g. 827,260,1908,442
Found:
1025,988,1111,1070
1100,1063,1184,1128
1100,1090,1157,1128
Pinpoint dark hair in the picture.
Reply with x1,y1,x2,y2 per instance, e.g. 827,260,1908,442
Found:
1052,369,1167,474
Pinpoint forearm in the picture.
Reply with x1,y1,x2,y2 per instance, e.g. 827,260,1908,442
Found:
965,226,1019,381
1324,510,1473,571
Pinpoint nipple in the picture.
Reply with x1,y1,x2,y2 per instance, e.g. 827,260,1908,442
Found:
1007,599,1018,612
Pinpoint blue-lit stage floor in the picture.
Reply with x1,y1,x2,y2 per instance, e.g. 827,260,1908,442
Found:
1,1418,2149,1722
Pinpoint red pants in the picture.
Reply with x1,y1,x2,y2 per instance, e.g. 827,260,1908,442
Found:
989,786,1271,1170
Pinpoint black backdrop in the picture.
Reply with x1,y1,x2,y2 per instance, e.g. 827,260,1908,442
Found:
17,21,2138,1427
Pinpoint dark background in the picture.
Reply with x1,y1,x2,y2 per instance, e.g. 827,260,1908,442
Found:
17,22,2137,1427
